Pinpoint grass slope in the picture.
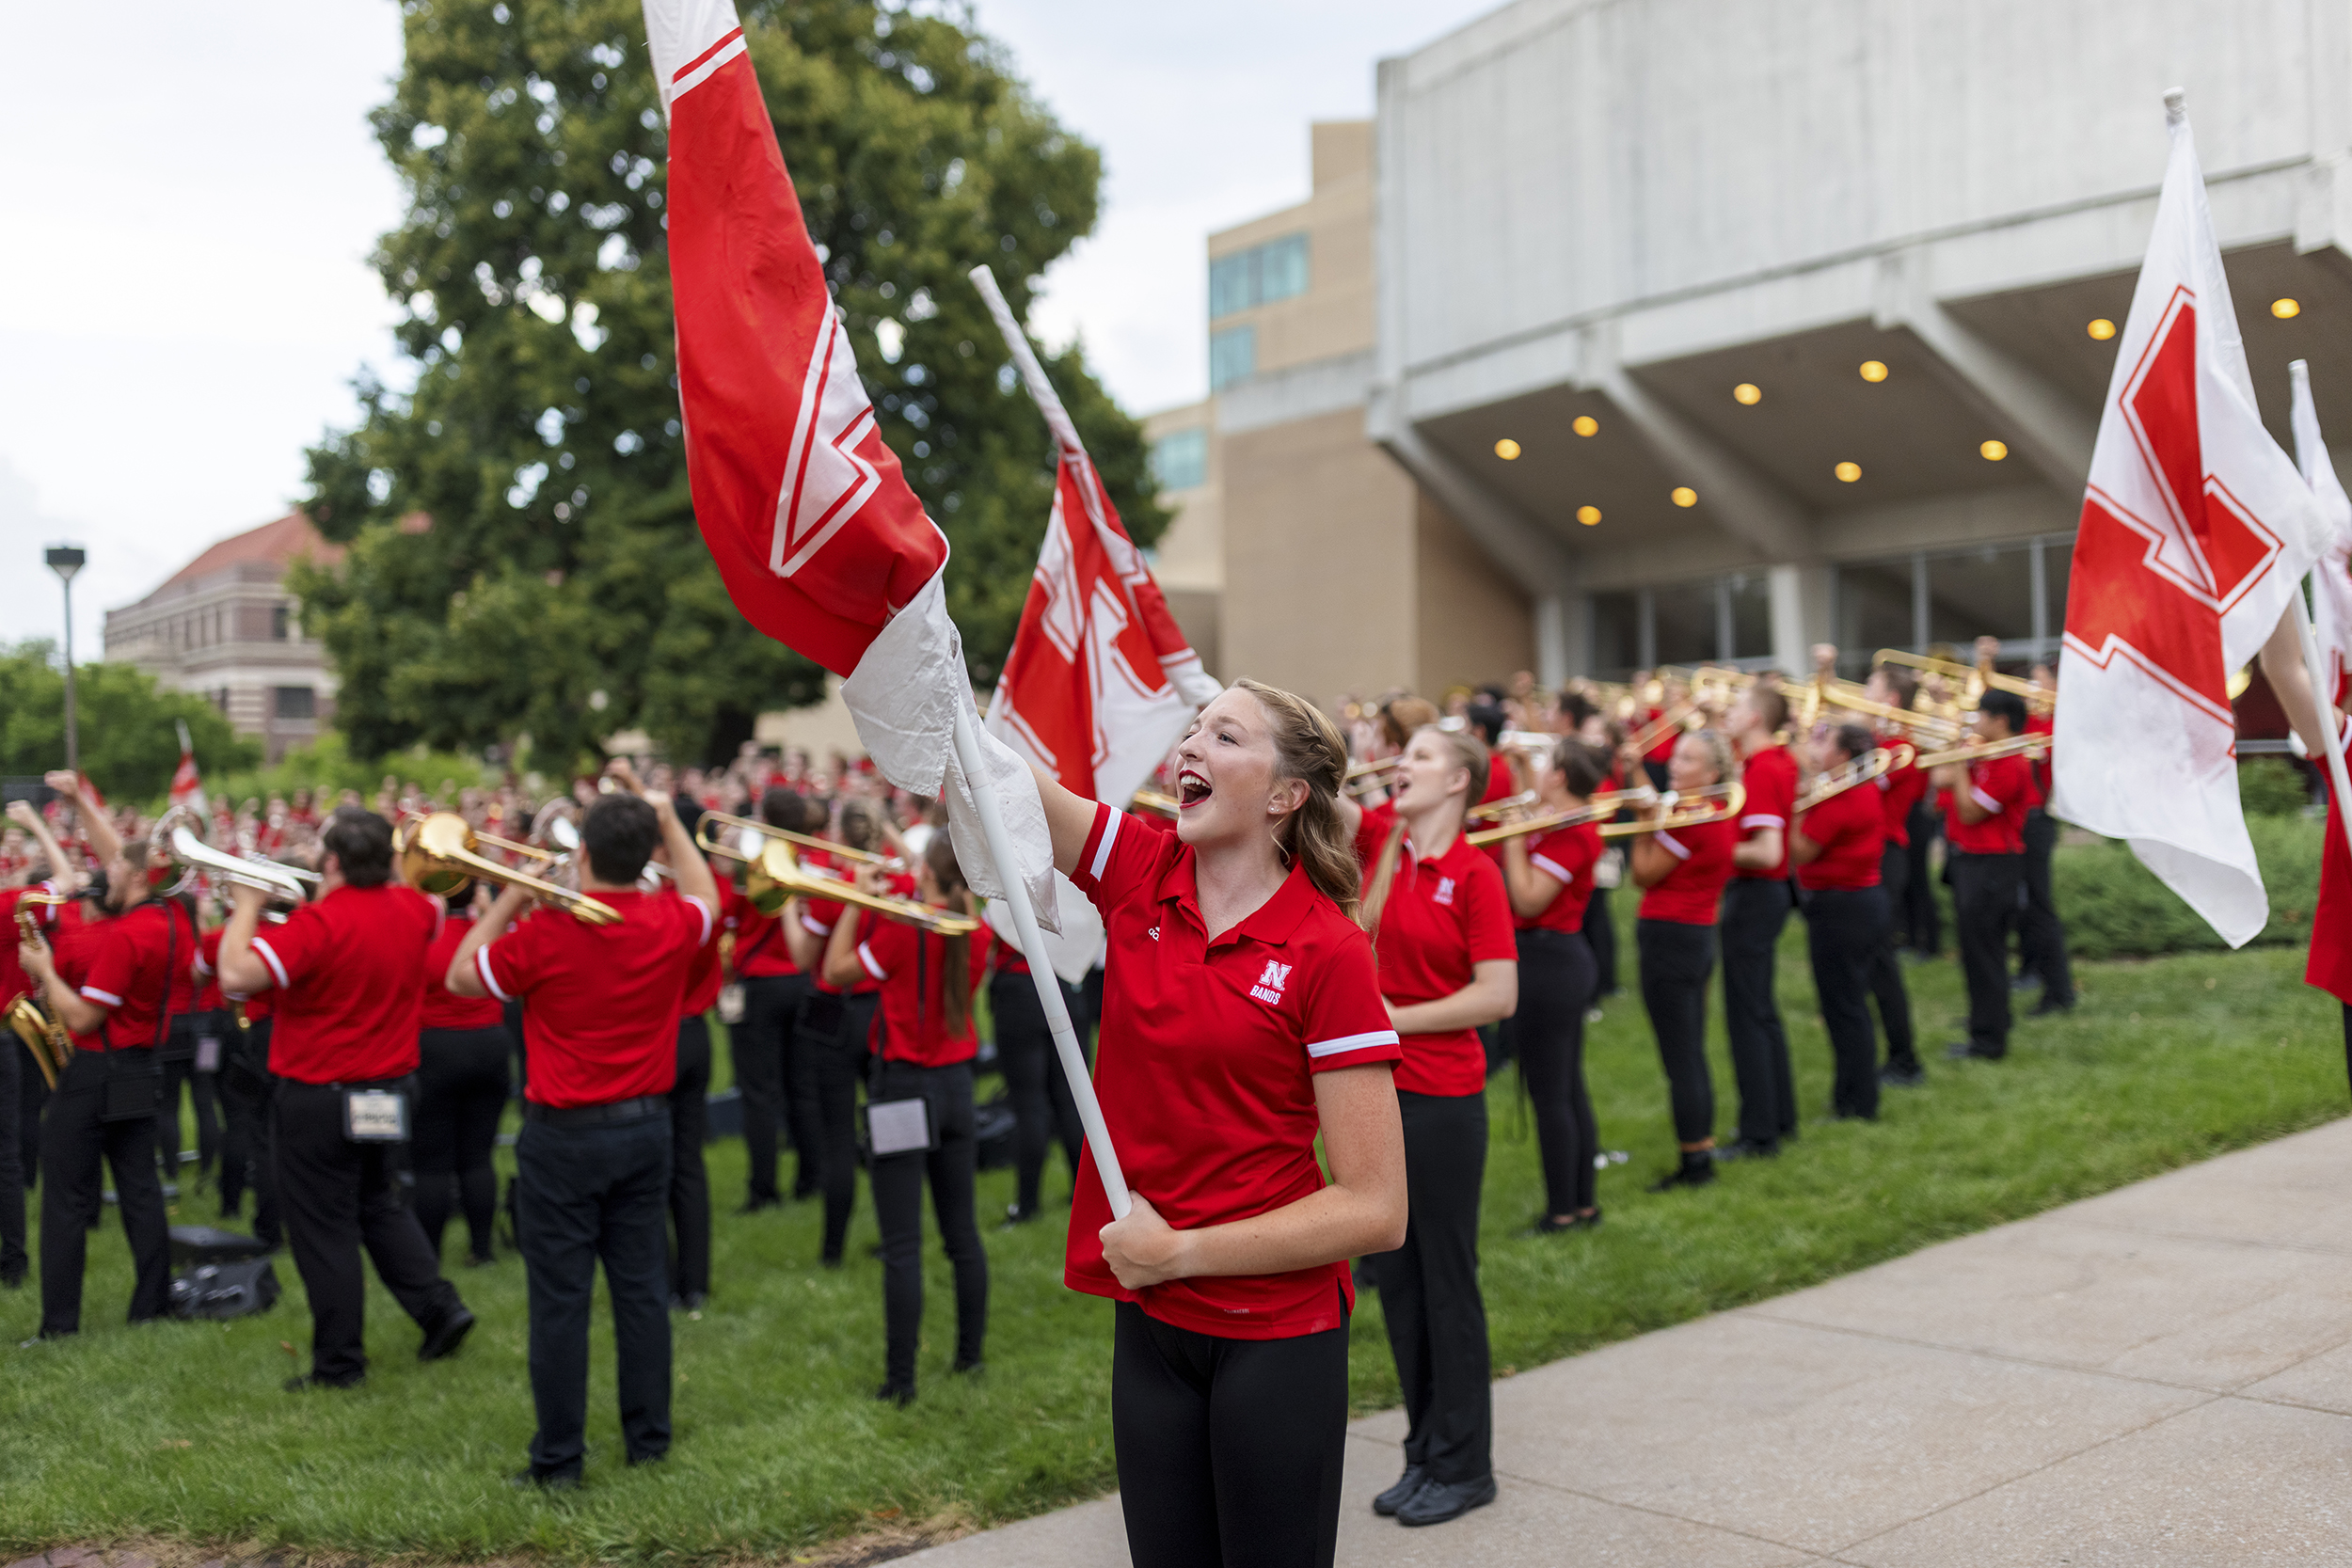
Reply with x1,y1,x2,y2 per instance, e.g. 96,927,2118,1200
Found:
0,919,2342,1563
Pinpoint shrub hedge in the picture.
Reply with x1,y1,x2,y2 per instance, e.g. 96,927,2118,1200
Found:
2055,813,2323,958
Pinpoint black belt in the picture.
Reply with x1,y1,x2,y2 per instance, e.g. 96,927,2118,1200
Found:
523,1095,665,1128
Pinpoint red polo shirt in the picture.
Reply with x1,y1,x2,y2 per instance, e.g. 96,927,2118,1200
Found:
1637,816,1738,926
1945,752,2031,856
1877,738,1927,848
1796,782,1883,892
1518,821,1602,934
1644,709,1677,764
1373,834,1515,1098
72,898,185,1052
797,848,895,997
0,882,66,1002
251,882,442,1084
680,876,733,1018
1068,803,1400,1339
475,889,713,1107
2026,712,2055,806
856,915,994,1068
1736,745,1797,880
421,913,506,1031
730,897,801,979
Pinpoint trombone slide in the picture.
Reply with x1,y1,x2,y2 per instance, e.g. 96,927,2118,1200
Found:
1597,782,1747,838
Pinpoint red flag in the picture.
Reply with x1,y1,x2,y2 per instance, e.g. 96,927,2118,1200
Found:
169,720,209,819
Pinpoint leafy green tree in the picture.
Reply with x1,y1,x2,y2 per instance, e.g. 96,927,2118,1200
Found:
300,0,1168,772
0,643,261,801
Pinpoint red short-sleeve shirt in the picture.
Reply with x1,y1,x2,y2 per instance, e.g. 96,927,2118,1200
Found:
1518,821,1602,934
72,899,186,1052
421,913,506,1032
679,875,732,1018
475,890,713,1107
730,897,801,979
1637,816,1738,926
856,915,993,1068
1374,835,1516,1097
1796,781,1884,892
1944,752,2031,855
1736,745,1798,880
250,883,443,1083
1877,740,1927,848
1067,803,1401,1339
0,882,66,1003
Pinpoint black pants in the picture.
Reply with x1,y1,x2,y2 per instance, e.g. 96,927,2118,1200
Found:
794,990,878,1263
156,1015,224,1183
216,1020,278,1245
1951,852,2025,1056
668,1015,712,1299
992,970,1088,1215
1903,802,1942,954
39,1048,171,1336
1514,927,1597,1216
1804,887,1884,1119
1372,1090,1491,1486
2017,809,2076,1005
1581,879,1620,998
275,1079,465,1383
869,1058,988,1392
1113,1299,1350,1568
0,1022,20,1281
1637,918,1717,1146
14,1037,44,1190
1869,843,1919,1073
516,1108,673,1475
413,1026,511,1263
1721,878,1797,1146
737,973,814,1203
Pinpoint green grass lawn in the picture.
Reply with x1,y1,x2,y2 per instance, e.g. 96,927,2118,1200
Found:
1,914,2344,1564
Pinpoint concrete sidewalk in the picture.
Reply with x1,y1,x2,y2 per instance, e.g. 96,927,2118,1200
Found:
904,1117,2352,1566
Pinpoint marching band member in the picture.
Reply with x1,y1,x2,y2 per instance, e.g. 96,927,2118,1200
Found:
665,831,731,1310
445,773,718,1487
1497,739,1610,1230
2006,648,2075,1015
1932,690,2034,1062
1632,730,1740,1192
1719,688,1798,1160
204,922,280,1247
414,883,511,1266
1863,664,1927,1085
1358,723,1515,1526
0,795,80,1290
733,787,820,1211
821,836,993,1405
1030,680,1406,1566
216,807,472,1388
1791,724,1887,1121
784,800,892,1266
1577,712,1629,1003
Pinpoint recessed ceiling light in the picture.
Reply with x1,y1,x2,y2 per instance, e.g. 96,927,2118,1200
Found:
1495,437,1522,460
1670,486,1697,508
1733,383,1762,405
1981,439,2009,461
1835,461,1862,483
2273,297,2302,319
1572,415,1599,437
2087,318,2117,340
1576,505,1601,526
1859,360,1888,383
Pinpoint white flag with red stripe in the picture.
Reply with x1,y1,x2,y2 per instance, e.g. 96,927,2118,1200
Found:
642,0,1055,925
2052,92,2330,947
2289,365,2352,708
168,720,208,820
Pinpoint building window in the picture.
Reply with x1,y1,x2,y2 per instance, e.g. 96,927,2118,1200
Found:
1209,326,1257,391
1832,532,2072,677
1151,428,1209,492
273,686,316,721
1208,233,1311,319
271,605,291,641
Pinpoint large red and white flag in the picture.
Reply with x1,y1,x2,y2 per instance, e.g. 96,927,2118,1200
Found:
642,0,1054,923
2289,364,2352,708
2053,92,2329,946
168,720,208,820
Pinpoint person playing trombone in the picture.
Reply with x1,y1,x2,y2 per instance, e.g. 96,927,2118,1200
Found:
1932,690,2036,1063
1791,724,1891,1122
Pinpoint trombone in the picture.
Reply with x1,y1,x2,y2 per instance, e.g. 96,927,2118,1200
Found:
1597,782,1747,838
1794,745,1914,814
1913,732,2053,771
1132,788,1180,816
694,816,977,934
149,806,310,907
7,892,72,1090
1874,649,2057,715
1816,681,1966,744
1466,787,1660,847
694,809,899,870
395,812,620,926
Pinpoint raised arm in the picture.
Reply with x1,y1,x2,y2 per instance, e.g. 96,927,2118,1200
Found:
46,770,118,868
2259,605,2339,758
6,799,81,895
1028,762,1099,877
1498,833,1566,919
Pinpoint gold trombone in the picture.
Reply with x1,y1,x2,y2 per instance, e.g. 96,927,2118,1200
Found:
1874,649,2056,715
1466,787,1660,847
395,812,620,926
1132,788,1180,817
1794,745,1914,814
7,892,72,1090
1598,781,1747,838
1816,682,1966,744
1912,732,2052,771
693,816,977,934
694,809,900,870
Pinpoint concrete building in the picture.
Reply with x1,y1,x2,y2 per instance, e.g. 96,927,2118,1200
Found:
1155,0,2352,698
103,511,342,763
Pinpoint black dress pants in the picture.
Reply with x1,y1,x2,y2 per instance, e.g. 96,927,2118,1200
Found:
1721,878,1798,1146
794,990,878,1263
991,969,1088,1215
667,1015,712,1299
1371,1090,1492,1487
2017,809,2076,1005
1869,843,1919,1073
216,1019,278,1245
1903,801,1943,954
516,1108,674,1476
1581,880,1620,998
39,1048,170,1337
1637,918,1718,1145
1951,852,2025,1056
868,1058,987,1392
0,1023,21,1282
275,1079,466,1383
155,1014,223,1184
1513,927,1597,1216
413,1025,511,1262
1113,1299,1349,1568
737,973,813,1204
1804,887,1884,1119
14,1037,44,1190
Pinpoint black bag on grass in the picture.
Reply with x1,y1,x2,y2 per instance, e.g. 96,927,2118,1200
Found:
168,1257,280,1321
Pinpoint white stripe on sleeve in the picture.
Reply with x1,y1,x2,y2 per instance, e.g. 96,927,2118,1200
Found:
1530,853,1573,884
475,944,516,1004
1088,809,1122,882
79,986,123,1006
1654,831,1691,861
1740,814,1785,830
1307,1028,1401,1059
684,894,715,945
250,936,291,991
857,941,888,982
1970,786,2002,814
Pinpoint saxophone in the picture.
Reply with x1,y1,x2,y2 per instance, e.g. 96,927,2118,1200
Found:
7,893,74,1090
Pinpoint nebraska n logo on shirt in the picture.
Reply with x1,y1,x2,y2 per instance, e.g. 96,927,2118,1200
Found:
1249,959,1293,1006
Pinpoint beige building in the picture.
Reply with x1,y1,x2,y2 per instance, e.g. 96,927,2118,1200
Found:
104,511,342,764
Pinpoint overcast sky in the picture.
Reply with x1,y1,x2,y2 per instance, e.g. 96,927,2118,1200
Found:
0,0,1499,652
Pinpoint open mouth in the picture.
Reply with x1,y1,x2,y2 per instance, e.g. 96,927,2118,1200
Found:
1177,770,1212,809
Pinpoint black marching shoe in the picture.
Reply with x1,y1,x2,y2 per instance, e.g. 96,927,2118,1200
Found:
1373,1465,1429,1516
1946,1041,2004,1062
1646,1152,1716,1193
418,1306,476,1362
1533,1209,1602,1235
670,1291,708,1313
1002,1202,1040,1227
1711,1136,1778,1162
737,1195,783,1215
2031,995,2076,1017
511,1466,581,1492
1880,1063,1927,1087
1396,1473,1498,1527
874,1381,915,1408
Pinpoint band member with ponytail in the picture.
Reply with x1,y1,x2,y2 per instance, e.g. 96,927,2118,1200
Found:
1719,687,1798,1160
1792,724,1887,1122
821,835,992,1405
1933,690,2033,1063
1354,723,1515,1526
1497,739,1609,1230
1029,679,1406,1567
1632,730,1740,1192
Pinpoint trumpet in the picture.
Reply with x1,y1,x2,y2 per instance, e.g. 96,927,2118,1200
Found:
1795,746,1914,814
8,892,72,1091
1874,649,2056,715
694,816,977,934
395,812,620,926
1597,781,1747,838
694,809,899,870
1912,732,2053,771
1343,756,1402,798
1466,787,1660,846
1816,680,1967,744
148,806,310,906
1132,788,1180,817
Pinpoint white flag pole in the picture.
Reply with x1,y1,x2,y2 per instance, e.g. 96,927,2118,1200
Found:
968,264,1085,455
2287,361,2352,863
950,701,1132,1218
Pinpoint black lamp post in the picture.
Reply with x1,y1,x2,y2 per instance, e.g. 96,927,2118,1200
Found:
44,546,86,773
